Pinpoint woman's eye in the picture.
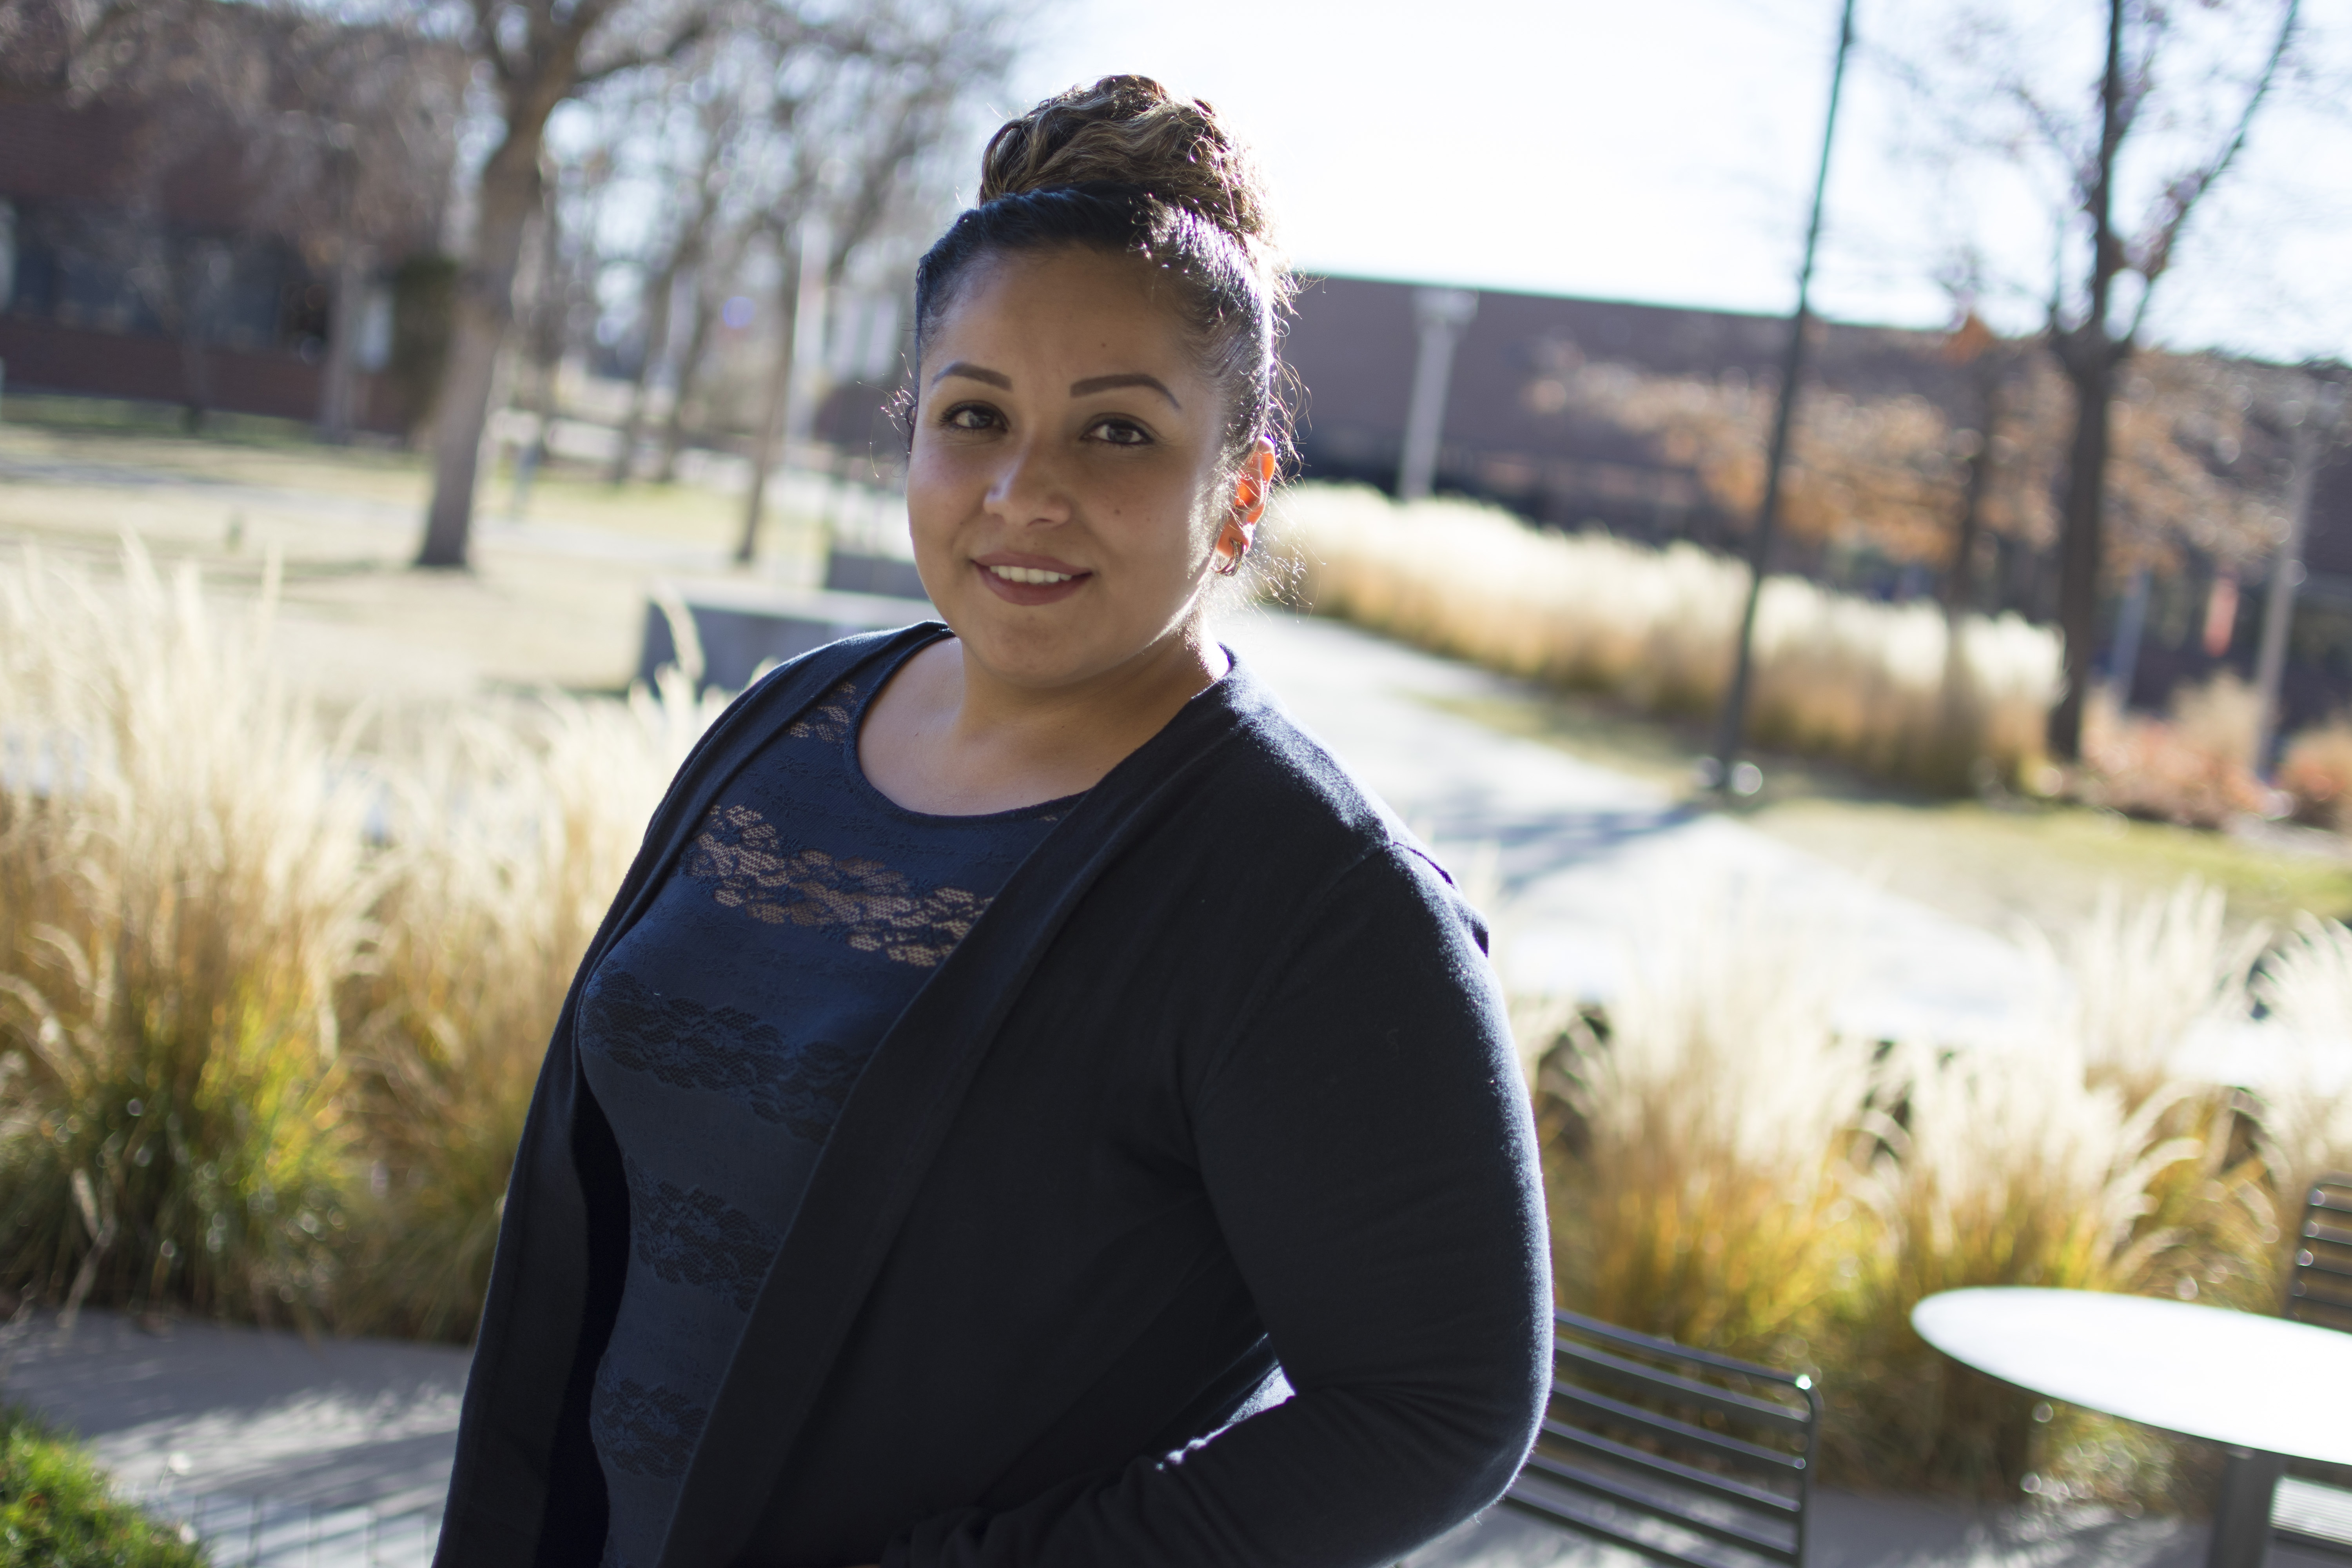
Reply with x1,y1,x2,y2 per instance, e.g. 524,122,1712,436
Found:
1088,418,1151,447
942,403,999,431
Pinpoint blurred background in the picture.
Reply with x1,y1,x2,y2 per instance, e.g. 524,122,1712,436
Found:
3,0,2352,1553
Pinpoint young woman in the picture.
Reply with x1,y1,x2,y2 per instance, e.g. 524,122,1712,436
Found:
435,76,1548,1568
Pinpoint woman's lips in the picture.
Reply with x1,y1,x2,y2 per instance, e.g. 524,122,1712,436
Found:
975,558,1092,606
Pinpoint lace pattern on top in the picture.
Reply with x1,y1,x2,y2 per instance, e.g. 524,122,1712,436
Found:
582,970,866,1138
621,1154,781,1310
683,803,990,968
784,679,858,744
591,1359,708,1481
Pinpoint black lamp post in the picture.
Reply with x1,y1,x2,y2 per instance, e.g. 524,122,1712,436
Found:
1706,0,1860,796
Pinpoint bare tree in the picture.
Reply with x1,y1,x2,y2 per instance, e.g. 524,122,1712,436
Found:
0,0,181,98
602,47,753,483
507,144,614,509
1891,0,2304,757
1573,346,2269,609
652,213,756,480
250,17,464,441
733,6,1014,564
412,0,739,569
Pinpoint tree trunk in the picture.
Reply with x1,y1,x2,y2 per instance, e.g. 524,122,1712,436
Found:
162,241,222,433
656,279,721,484
2048,341,2118,759
735,232,804,565
2043,0,2129,763
2252,394,2328,769
317,240,370,442
1942,372,1998,620
607,257,679,485
173,327,215,433
417,133,544,569
1934,365,2001,784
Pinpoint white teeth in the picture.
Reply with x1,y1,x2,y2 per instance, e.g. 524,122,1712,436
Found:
987,564,1076,585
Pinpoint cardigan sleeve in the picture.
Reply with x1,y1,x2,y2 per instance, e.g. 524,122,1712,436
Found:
891,845,1552,1568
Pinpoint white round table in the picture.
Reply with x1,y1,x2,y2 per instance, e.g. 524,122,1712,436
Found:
1913,1288,2352,1568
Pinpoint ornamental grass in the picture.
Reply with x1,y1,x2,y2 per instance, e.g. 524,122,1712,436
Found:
1271,483,2062,793
1511,873,2351,1506
0,543,722,1339
0,543,374,1328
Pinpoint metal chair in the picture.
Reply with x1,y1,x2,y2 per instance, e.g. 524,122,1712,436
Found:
1503,1307,1820,1568
2266,1174,2352,1559
2286,1172,2352,1336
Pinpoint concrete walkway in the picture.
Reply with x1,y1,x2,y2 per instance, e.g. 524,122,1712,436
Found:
1411,1493,2346,1568
9,1312,2325,1568
3,1310,467,1564
1223,611,2042,1044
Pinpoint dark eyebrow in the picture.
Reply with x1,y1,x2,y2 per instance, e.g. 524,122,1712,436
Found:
930,361,1011,388
1070,373,1180,408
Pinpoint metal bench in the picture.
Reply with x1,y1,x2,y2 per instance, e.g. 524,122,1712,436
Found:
1503,1307,1819,1568
637,579,923,693
822,548,929,602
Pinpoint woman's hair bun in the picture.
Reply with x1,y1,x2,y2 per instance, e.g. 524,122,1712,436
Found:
917,74,1295,483
978,75,1274,268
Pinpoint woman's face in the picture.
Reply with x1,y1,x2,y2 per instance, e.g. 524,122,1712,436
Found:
906,245,1247,691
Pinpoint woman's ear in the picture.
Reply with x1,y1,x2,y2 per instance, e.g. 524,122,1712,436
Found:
1230,437,1278,525
1214,439,1278,574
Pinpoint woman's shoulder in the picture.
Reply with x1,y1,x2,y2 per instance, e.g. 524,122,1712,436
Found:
1187,654,1461,904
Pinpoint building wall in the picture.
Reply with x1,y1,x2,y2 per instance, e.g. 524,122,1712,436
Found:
1280,273,2352,728
0,90,431,434
0,314,399,427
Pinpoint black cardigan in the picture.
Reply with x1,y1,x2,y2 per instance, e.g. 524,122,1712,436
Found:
433,625,1550,1568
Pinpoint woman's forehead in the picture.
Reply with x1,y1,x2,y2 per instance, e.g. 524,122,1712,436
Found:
927,248,1202,381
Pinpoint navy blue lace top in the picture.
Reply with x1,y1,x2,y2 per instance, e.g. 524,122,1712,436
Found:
575,652,1072,1568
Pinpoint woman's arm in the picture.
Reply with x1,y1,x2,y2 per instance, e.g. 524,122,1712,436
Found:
887,846,1552,1568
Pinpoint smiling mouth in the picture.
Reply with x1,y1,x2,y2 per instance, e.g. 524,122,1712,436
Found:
986,564,1081,585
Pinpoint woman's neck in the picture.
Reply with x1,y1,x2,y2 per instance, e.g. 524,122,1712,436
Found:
858,626,1227,817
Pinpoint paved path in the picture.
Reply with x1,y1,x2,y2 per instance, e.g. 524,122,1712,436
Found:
9,1309,2321,1568
3,1310,467,1564
1224,611,2042,1044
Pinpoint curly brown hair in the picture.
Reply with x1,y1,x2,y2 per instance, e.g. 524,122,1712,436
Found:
976,75,1276,276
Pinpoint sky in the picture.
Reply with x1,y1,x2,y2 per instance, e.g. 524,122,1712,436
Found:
990,0,2352,364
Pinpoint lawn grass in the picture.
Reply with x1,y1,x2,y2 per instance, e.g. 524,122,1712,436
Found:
0,397,845,706
0,1406,206,1568
1425,684,2352,935
0,398,749,543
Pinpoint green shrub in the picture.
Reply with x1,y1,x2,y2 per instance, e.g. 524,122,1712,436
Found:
0,1406,207,1567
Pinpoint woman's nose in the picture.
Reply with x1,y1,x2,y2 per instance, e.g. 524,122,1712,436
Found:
985,435,1074,526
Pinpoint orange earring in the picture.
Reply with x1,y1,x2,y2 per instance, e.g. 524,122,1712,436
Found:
1214,522,1256,576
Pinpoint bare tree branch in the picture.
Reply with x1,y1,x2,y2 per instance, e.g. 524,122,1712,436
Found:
2125,0,2300,329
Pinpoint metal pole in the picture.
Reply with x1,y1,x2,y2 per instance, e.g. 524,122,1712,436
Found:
1399,288,1478,503
2107,566,2151,709
2252,375,2341,773
1706,0,1859,792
